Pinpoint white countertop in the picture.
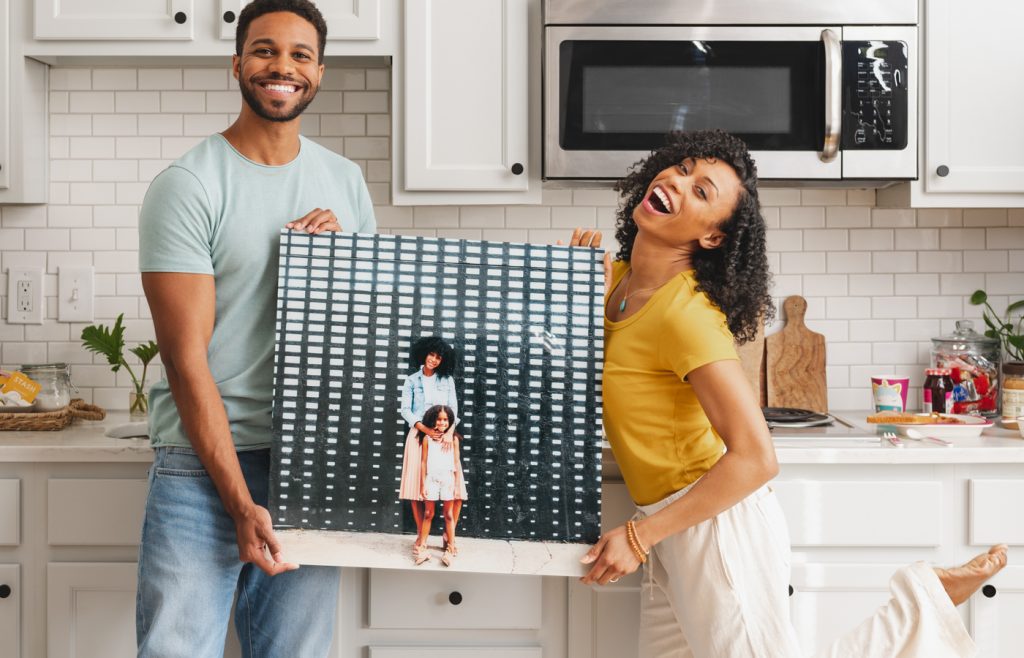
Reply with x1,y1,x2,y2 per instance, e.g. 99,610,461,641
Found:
1,411,1022,464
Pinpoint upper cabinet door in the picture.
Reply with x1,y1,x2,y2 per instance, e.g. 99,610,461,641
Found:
220,0,381,41
924,0,1024,194
403,0,528,192
35,0,195,40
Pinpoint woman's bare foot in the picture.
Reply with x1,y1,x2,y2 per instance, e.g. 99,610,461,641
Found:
935,545,1008,606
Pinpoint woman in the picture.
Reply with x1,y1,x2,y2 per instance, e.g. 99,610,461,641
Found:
398,336,468,561
572,130,1007,657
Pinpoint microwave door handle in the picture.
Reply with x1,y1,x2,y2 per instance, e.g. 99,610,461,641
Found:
820,28,841,163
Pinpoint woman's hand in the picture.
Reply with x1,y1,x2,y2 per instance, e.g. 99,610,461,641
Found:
440,427,456,452
285,208,341,235
559,226,613,293
579,525,644,586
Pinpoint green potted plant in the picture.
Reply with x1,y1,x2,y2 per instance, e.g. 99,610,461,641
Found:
970,290,1024,427
80,313,159,420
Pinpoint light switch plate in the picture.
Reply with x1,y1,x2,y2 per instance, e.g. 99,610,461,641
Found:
6,268,44,324
58,266,94,322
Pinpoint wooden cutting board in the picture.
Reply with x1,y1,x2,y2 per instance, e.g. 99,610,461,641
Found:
766,295,828,413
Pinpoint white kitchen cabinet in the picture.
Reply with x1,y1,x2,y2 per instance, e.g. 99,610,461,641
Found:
47,563,137,658
971,566,1024,658
34,0,194,40
0,0,47,203
23,0,397,58
219,0,381,41
0,564,20,658
393,0,541,205
878,0,1024,207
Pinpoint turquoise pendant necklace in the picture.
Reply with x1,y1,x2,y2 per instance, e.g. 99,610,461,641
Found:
617,271,667,313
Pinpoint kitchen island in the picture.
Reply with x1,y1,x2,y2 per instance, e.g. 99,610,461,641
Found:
1,414,1022,657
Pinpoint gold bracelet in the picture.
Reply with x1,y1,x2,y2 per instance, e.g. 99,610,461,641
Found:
625,521,649,564
629,520,651,555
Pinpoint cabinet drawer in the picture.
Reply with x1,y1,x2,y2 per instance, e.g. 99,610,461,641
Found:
774,480,942,547
48,479,148,546
369,570,542,629
371,649,540,658
970,480,1024,545
0,480,19,546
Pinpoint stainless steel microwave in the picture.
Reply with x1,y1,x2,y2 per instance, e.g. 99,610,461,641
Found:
544,0,918,183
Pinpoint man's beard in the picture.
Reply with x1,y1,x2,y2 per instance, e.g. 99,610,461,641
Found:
239,77,317,123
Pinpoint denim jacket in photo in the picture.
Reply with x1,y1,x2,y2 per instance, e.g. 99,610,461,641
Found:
399,369,460,428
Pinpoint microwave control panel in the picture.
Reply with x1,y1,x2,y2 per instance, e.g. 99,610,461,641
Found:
841,41,908,150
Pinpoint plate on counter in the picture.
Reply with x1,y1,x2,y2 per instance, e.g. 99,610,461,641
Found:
890,414,993,438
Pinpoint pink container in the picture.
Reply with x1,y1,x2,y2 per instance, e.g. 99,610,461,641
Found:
871,375,910,412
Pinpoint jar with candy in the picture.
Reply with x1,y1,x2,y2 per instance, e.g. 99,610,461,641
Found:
930,321,1001,418
922,368,955,414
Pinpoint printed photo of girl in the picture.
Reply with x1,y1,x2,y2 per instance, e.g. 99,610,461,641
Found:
415,405,467,566
398,336,468,564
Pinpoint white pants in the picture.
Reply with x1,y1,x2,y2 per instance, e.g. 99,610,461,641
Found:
636,484,977,658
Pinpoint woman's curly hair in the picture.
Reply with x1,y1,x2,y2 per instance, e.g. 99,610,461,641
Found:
409,336,461,378
613,130,775,344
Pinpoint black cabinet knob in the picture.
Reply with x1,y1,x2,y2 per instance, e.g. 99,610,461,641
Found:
0,584,11,599
174,11,187,24
511,163,524,176
936,165,949,177
788,585,794,597
448,591,463,605
983,584,997,598
223,11,236,23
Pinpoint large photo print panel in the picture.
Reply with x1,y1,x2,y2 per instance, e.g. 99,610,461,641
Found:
270,232,604,576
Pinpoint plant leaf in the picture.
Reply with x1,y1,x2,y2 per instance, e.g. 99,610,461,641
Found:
970,290,988,305
80,314,126,372
1007,299,1024,315
129,341,160,365
982,312,997,332
984,329,998,339
1009,335,1024,350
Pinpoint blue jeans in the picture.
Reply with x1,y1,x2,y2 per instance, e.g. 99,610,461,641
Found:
136,447,340,658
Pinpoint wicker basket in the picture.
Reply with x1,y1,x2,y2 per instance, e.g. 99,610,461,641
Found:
0,399,106,431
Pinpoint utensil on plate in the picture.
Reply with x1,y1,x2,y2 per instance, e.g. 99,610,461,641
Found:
903,428,953,447
881,431,905,448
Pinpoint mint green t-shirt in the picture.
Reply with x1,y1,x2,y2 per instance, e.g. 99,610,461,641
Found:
139,134,376,450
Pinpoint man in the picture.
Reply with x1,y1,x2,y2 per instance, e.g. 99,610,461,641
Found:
136,0,375,655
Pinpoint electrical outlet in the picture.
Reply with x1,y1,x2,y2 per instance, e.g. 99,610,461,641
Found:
6,268,44,324
58,266,95,322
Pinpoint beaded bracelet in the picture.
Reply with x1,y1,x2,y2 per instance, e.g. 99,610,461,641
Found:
626,520,650,564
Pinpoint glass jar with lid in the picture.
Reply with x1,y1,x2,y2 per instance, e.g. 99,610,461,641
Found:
20,363,74,412
930,321,1001,417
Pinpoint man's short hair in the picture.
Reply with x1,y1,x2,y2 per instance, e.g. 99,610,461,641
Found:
236,0,328,63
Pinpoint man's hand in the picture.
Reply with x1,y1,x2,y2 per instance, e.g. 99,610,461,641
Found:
286,208,341,235
233,502,300,576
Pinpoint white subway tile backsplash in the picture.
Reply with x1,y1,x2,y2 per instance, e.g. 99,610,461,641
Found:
918,296,963,318
918,251,963,273
849,319,894,342
780,206,825,228
872,208,915,227
894,273,939,296
964,208,1007,227
803,229,848,251
92,69,137,91
894,228,939,251
826,252,871,273
825,297,871,320
3,65,1023,411
803,274,847,296
115,91,161,113
551,206,597,229
872,296,918,319
780,252,826,274
849,274,894,296
183,68,229,90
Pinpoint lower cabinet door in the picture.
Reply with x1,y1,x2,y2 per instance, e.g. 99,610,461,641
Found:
0,564,20,658
47,563,137,658
789,563,905,655
971,565,1024,657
